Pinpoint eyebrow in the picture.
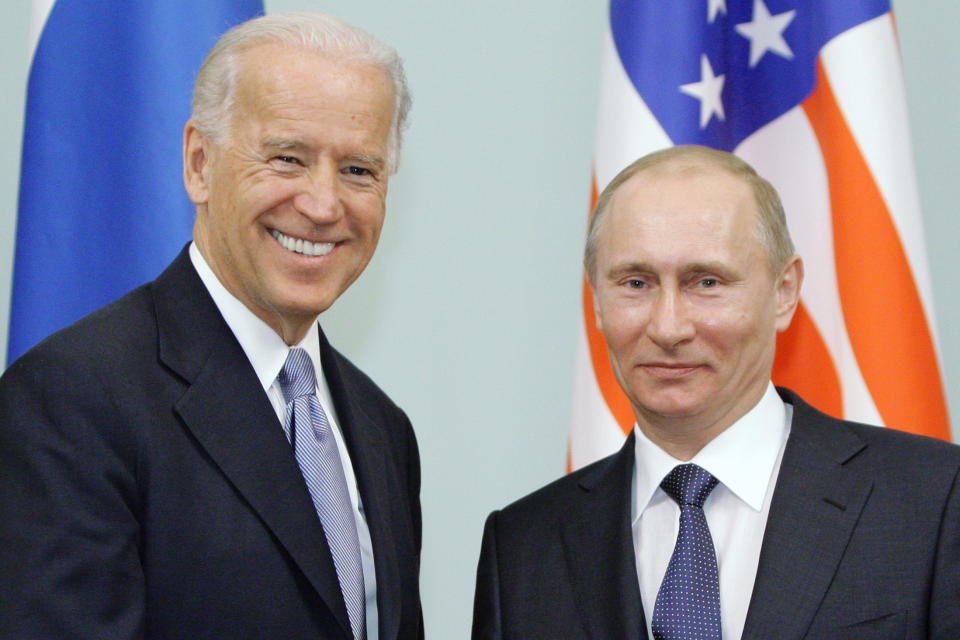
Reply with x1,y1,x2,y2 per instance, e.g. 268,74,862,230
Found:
346,153,386,171
605,260,651,277
261,138,386,170
605,260,734,278
262,137,307,151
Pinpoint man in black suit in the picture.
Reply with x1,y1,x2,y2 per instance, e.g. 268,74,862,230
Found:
472,145,960,639
0,12,421,640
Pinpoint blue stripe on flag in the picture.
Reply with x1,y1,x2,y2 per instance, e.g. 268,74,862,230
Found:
8,0,263,365
610,0,890,150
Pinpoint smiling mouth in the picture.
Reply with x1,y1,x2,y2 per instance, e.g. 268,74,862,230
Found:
271,230,335,257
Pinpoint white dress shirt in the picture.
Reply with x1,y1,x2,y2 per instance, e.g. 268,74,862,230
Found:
189,243,379,639
632,382,792,640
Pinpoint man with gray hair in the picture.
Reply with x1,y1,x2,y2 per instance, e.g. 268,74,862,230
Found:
0,12,421,640
473,145,960,639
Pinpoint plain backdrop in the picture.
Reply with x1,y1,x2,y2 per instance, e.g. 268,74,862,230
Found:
0,2,956,636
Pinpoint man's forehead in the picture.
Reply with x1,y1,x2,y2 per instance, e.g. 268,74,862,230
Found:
224,44,393,142
611,165,754,224
598,165,766,267
232,44,317,93
236,41,313,68
235,42,390,88
231,45,393,115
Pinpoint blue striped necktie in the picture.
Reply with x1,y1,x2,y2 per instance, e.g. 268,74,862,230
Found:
278,348,366,640
651,463,722,640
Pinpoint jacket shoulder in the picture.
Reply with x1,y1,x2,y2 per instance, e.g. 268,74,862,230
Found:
780,387,960,493
3,282,158,382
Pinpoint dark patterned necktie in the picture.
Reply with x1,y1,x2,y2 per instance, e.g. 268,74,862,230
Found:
278,348,366,640
651,463,721,640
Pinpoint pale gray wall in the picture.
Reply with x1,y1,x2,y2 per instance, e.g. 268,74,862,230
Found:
0,3,956,637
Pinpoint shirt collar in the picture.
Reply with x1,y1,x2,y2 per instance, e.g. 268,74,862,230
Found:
633,382,789,522
188,242,323,391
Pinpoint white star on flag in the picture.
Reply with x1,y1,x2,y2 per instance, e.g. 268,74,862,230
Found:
679,53,726,128
708,0,727,23
735,0,796,67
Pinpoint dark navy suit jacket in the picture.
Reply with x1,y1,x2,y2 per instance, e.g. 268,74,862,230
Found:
0,247,423,639
473,388,960,639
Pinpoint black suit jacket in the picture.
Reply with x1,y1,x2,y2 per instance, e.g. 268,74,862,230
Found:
0,247,423,639
473,388,960,639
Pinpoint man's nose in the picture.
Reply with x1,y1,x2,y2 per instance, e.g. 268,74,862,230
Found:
292,164,344,224
646,288,695,348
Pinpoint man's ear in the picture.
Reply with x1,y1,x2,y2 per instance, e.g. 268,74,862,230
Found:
774,255,804,332
183,120,211,205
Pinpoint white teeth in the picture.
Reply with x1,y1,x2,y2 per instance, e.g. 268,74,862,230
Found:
272,230,334,257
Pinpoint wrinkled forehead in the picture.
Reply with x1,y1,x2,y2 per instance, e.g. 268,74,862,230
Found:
232,42,393,107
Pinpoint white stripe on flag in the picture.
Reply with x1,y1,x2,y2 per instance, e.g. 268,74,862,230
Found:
29,0,54,58
593,29,671,192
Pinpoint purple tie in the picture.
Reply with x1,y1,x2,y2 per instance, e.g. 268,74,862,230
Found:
651,463,722,640
278,348,366,640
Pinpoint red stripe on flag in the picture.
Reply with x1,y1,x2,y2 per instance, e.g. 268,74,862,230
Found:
772,301,844,418
802,59,950,440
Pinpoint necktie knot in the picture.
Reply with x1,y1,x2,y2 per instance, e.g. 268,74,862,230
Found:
278,348,316,405
661,463,718,508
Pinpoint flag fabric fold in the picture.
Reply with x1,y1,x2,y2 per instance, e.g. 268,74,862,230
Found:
8,0,263,365
570,0,951,470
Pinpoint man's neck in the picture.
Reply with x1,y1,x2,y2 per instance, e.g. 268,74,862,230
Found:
634,385,770,461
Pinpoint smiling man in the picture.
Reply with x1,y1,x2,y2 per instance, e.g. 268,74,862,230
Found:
0,13,421,640
472,146,960,640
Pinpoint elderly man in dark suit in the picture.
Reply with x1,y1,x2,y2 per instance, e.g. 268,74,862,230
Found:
472,145,960,639
0,12,421,640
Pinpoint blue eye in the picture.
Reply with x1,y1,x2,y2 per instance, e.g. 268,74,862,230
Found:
698,278,718,288
626,279,645,289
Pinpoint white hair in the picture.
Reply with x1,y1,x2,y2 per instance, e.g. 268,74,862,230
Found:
191,11,412,173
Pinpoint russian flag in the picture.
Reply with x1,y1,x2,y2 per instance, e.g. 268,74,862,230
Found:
570,0,952,469
7,0,263,365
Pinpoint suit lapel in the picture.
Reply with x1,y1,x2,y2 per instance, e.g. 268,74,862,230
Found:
319,332,405,640
741,390,873,640
153,249,354,640
560,433,646,640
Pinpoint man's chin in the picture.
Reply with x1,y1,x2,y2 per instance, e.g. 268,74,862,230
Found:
245,291,341,342
632,392,710,424
276,299,337,323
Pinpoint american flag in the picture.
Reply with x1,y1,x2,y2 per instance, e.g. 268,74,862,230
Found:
570,0,951,469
